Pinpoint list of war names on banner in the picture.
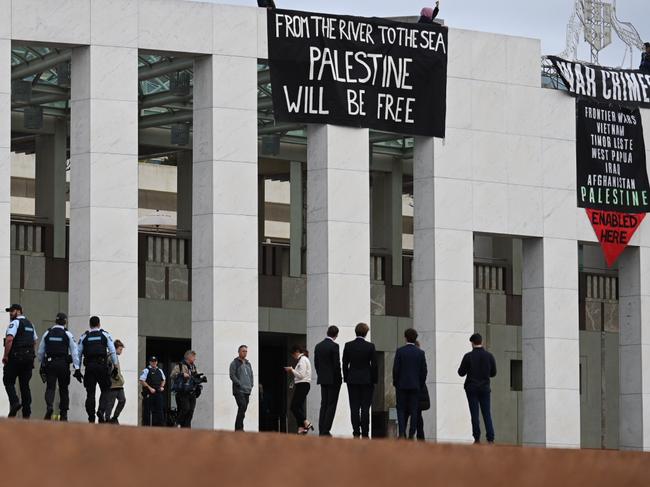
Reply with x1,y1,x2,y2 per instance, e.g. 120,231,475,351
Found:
577,98,650,213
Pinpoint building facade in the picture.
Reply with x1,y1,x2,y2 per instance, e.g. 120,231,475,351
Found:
1,0,649,450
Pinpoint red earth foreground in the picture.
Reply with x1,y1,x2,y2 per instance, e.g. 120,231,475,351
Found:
0,419,647,487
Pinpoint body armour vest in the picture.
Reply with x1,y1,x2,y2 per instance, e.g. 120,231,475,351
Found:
145,367,164,389
45,327,69,358
12,319,35,351
82,329,108,358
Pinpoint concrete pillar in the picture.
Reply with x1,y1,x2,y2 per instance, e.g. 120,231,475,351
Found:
35,119,67,258
390,160,403,286
191,54,258,431
289,161,303,277
0,1,11,416
522,237,580,448
618,246,650,451
306,124,370,437
413,137,475,443
69,45,139,424
176,151,192,236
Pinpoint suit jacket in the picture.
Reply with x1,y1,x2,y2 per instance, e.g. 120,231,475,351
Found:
392,344,427,391
458,347,497,392
314,338,342,385
342,337,378,385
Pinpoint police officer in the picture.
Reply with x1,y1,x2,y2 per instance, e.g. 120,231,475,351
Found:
76,316,117,423
3,304,38,418
37,313,79,421
140,356,166,426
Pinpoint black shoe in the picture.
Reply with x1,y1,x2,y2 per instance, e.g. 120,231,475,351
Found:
88,415,96,423
109,417,119,425
473,440,481,444
8,403,22,417
97,412,106,424
44,410,53,420
59,414,68,422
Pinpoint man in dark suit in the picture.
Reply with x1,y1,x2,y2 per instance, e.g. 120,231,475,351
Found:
458,333,497,444
342,323,377,438
314,325,342,437
392,328,427,439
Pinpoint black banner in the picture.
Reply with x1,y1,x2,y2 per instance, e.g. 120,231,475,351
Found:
577,98,650,212
549,56,650,109
267,9,448,137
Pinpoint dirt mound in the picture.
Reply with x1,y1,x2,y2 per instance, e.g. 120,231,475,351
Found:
0,420,647,487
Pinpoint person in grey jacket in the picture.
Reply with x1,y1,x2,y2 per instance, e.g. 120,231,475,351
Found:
230,345,254,431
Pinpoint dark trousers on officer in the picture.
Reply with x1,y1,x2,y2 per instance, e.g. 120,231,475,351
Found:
347,384,373,437
176,392,196,428
318,384,340,436
44,359,70,417
83,361,111,422
234,392,250,431
466,388,495,443
3,359,33,417
142,391,164,426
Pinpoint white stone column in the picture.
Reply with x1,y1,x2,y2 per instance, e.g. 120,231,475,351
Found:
0,0,11,416
522,237,580,448
306,124,370,437
289,160,303,277
176,151,192,236
192,54,258,431
69,45,139,424
618,246,650,451
35,119,67,258
413,136,475,443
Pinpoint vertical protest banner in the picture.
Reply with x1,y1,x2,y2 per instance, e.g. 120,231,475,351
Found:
576,98,650,266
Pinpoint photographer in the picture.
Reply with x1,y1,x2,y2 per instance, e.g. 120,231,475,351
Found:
171,350,205,428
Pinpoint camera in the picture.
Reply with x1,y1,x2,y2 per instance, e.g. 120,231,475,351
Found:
190,373,207,399
192,372,208,384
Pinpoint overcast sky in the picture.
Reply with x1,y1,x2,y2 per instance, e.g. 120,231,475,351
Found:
205,0,648,67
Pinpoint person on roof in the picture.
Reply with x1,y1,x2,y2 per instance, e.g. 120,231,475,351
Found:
418,2,440,24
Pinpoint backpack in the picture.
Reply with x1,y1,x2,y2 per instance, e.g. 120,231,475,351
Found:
172,362,194,394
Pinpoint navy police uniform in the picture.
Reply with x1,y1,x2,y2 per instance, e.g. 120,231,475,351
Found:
3,309,38,418
78,327,117,423
37,313,79,420
140,362,166,426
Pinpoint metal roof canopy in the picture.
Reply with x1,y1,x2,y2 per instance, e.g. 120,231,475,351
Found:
9,45,416,162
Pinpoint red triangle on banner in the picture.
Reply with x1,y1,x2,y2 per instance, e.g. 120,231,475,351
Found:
585,209,646,268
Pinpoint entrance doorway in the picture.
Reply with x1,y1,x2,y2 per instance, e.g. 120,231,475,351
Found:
259,332,306,433
145,337,192,421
